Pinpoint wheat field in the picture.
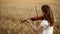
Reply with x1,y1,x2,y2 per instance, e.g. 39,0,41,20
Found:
0,0,60,34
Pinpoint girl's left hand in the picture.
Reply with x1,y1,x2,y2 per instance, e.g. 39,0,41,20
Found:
26,19,31,23
21,18,31,23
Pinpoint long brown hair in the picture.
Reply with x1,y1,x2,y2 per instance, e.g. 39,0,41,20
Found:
41,5,54,26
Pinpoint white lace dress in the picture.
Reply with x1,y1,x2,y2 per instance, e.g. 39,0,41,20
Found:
40,20,53,34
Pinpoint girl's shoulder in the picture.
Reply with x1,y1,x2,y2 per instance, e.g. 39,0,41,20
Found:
40,20,49,26
42,20,48,23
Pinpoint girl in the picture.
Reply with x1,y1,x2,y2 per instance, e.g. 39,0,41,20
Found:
21,5,54,34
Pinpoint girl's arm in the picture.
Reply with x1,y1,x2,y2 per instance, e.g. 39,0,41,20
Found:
30,22,42,31
21,14,44,22
21,15,44,23
27,19,42,31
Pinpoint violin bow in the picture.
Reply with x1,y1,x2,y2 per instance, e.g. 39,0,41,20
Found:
35,5,39,34
35,6,40,24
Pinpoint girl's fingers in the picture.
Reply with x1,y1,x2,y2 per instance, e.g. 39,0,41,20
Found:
21,18,31,23
21,19,26,23
26,19,32,23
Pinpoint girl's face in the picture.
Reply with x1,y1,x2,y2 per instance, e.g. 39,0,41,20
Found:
42,11,45,15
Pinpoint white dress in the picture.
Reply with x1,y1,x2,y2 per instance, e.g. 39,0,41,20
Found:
40,20,53,34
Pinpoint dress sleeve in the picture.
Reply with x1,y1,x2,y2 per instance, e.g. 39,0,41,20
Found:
40,20,49,27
